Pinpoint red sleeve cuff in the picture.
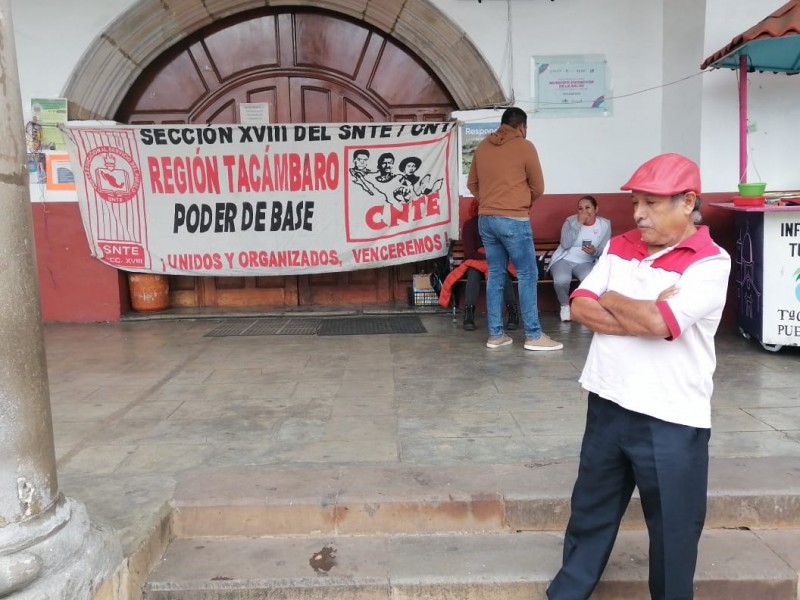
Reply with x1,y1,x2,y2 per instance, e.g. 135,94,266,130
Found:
656,299,681,341
569,288,598,303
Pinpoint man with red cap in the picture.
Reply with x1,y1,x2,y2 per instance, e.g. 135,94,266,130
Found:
547,153,731,599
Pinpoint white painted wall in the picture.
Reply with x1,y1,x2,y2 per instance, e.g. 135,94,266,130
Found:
10,0,798,195
661,0,706,161
11,0,133,119
442,0,664,193
701,0,799,192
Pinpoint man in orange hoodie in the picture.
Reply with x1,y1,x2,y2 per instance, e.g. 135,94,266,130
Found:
467,107,562,350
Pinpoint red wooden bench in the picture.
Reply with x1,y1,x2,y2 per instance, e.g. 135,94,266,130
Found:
445,239,568,317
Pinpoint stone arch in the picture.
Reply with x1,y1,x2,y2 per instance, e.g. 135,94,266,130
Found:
63,0,506,120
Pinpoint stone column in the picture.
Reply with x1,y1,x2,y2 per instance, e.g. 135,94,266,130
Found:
0,1,120,597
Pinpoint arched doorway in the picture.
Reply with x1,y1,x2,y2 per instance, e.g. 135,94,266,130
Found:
61,0,506,313
64,0,505,120
114,7,457,308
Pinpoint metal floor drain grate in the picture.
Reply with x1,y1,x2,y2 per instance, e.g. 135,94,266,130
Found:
270,319,322,335
239,319,286,336
204,320,256,337
205,316,426,337
317,316,426,336
205,318,321,337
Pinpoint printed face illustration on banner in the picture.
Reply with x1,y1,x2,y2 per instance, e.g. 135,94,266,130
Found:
63,122,455,276
344,135,449,243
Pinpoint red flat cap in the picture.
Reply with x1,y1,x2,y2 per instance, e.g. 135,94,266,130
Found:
621,153,701,195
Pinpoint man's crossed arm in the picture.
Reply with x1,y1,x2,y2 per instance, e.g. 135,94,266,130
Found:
571,285,678,338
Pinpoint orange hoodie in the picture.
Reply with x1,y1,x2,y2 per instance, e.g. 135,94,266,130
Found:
466,123,545,218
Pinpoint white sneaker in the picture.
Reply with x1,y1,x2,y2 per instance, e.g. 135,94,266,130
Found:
560,305,571,322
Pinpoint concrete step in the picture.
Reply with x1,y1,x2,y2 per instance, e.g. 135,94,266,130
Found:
147,458,800,598
144,529,799,599
171,458,800,538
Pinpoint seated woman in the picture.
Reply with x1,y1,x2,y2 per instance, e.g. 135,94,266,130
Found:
548,195,611,322
461,199,518,331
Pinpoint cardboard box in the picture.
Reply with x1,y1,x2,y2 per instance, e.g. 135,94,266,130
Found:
412,274,434,291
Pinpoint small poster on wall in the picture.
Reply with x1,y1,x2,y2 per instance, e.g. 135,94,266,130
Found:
29,98,69,151
460,122,498,186
530,55,610,117
45,154,76,191
452,109,504,197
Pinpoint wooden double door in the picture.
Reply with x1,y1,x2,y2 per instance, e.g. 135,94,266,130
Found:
116,7,456,308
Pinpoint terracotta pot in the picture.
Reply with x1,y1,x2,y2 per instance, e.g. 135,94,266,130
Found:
128,273,169,311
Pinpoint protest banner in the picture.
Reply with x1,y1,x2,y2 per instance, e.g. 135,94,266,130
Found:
62,122,457,275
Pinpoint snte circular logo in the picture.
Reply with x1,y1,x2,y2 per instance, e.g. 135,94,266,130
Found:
84,146,142,203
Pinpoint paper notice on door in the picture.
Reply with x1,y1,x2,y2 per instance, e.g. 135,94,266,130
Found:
239,103,270,124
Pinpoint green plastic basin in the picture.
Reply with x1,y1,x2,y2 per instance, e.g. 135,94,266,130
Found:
738,182,767,197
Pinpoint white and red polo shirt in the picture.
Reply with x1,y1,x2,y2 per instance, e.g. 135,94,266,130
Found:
570,226,731,428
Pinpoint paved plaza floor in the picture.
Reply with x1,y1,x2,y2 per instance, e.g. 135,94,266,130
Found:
43,308,800,559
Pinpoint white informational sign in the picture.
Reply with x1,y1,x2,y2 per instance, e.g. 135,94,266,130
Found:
762,212,800,346
239,103,270,124
62,122,457,275
531,55,610,117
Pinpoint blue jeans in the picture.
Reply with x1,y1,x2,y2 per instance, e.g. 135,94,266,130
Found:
478,215,542,338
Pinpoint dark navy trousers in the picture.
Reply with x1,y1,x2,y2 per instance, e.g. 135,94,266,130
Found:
547,393,709,600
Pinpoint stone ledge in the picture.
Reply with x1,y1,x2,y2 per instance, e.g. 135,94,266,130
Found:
144,529,799,600
170,459,800,537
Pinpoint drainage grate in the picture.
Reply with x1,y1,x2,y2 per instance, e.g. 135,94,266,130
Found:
317,316,426,336
239,319,284,335
204,320,257,337
205,316,425,337
205,318,320,337
241,319,290,336
272,319,322,335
